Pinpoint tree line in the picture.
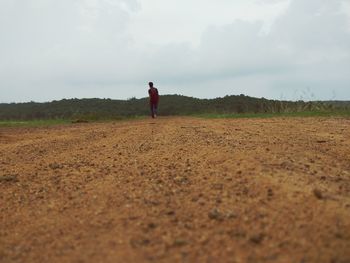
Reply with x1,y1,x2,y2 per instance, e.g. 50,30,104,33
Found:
0,94,343,120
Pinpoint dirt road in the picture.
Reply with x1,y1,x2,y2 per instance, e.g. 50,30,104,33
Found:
1,117,350,263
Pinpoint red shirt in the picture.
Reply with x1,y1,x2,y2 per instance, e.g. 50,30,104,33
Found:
148,87,159,104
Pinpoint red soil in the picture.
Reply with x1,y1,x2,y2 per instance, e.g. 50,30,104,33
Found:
1,117,350,263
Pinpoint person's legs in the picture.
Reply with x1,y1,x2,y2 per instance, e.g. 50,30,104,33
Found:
150,103,155,118
154,103,158,117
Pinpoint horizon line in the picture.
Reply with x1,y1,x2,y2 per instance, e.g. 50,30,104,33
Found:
1,94,349,104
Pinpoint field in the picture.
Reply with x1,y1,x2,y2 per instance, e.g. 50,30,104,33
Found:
1,117,350,263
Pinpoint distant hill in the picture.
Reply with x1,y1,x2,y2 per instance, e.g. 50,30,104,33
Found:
322,101,350,108
0,94,343,120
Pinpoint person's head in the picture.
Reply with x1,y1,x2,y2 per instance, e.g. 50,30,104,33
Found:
148,82,154,88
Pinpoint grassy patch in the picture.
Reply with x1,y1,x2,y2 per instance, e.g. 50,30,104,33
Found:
0,116,148,127
195,110,350,119
1,111,349,127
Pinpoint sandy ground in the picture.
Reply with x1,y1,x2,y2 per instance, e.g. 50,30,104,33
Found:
0,117,350,263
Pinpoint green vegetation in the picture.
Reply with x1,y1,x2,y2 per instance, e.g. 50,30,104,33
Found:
0,116,147,127
195,110,350,119
0,95,349,125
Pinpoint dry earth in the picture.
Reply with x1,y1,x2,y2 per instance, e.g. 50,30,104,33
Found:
1,117,350,263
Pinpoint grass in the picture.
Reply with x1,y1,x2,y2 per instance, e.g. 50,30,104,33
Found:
1,110,349,127
0,116,147,127
195,110,350,119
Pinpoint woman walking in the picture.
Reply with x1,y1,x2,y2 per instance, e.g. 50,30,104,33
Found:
148,82,159,118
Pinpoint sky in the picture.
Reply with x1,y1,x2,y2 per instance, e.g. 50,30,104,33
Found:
1,0,350,102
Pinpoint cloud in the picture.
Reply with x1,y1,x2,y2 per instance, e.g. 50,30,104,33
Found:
153,0,350,100
0,0,349,102
0,0,139,100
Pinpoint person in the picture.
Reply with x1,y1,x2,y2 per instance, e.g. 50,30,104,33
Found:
148,82,159,118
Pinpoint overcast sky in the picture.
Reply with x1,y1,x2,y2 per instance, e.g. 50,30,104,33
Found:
1,0,350,102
